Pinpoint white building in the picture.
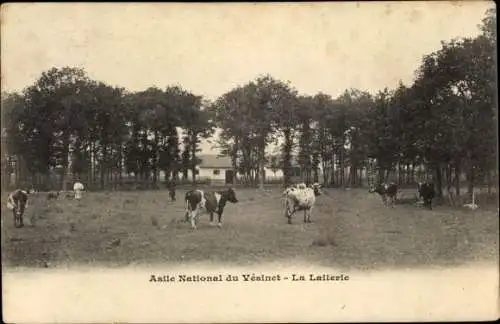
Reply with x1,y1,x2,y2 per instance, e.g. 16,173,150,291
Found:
196,155,235,184
190,154,310,184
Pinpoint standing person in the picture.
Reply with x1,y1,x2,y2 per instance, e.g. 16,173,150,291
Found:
73,180,85,200
168,180,176,202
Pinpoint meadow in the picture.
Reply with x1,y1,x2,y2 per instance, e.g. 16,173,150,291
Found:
1,187,498,271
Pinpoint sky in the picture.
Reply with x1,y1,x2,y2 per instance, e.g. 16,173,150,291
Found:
1,2,494,154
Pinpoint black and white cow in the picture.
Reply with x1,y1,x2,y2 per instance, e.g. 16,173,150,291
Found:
184,187,239,229
283,183,322,224
6,189,30,228
417,181,435,210
369,182,398,207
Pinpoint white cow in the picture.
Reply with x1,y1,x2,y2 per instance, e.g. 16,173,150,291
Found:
283,183,323,224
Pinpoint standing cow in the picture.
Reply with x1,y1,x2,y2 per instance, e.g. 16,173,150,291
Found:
184,187,239,229
6,189,30,228
417,181,435,210
283,183,323,224
369,182,398,207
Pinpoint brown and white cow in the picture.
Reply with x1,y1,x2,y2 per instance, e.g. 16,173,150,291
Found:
283,183,323,224
184,187,239,229
369,182,398,207
6,189,30,228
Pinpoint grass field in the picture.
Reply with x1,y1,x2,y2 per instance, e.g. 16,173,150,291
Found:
1,187,498,270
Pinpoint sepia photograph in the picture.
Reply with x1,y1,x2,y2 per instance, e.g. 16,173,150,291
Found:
1,2,499,323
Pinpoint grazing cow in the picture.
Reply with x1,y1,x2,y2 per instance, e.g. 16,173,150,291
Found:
417,181,435,210
184,187,239,229
283,183,322,224
369,182,398,207
47,191,60,200
6,189,30,228
73,181,85,200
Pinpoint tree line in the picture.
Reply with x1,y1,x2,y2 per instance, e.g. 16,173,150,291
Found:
1,8,496,199
1,73,213,191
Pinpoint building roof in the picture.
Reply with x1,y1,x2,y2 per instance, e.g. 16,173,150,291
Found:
198,154,233,168
198,154,306,169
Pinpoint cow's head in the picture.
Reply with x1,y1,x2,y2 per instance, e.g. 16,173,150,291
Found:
311,183,323,196
369,183,384,194
296,183,307,190
283,184,300,196
417,181,432,190
226,187,239,203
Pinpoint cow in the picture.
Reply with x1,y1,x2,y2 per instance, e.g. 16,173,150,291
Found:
184,187,239,229
6,189,30,228
417,181,435,210
369,182,398,207
283,183,322,224
47,191,60,200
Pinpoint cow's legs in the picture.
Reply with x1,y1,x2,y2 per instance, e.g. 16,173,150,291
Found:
306,208,313,223
285,205,295,224
284,200,289,218
13,209,23,228
303,210,307,223
209,212,215,226
284,201,293,224
217,212,223,228
286,209,294,224
13,210,19,228
190,210,198,229
426,199,432,210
